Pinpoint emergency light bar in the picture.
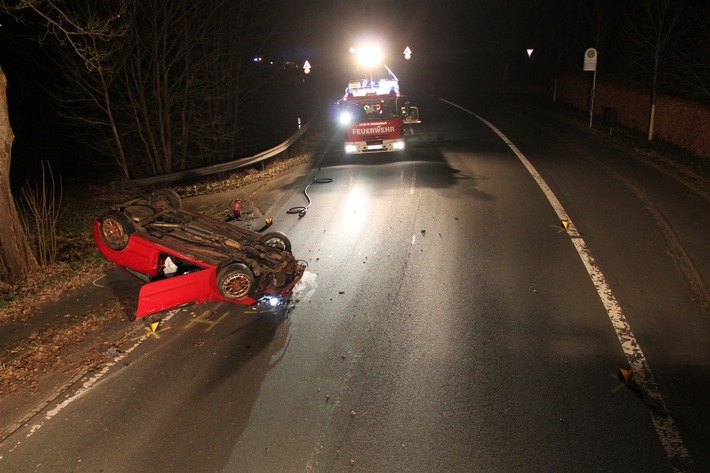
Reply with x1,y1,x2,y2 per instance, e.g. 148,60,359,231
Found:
345,78,400,98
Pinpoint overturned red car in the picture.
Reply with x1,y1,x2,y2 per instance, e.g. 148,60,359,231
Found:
93,189,304,318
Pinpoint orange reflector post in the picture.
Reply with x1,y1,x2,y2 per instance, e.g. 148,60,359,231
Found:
618,368,633,383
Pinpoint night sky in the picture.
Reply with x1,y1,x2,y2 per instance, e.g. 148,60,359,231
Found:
1,0,672,183
0,0,584,183
275,0,576,68
266,0,587,102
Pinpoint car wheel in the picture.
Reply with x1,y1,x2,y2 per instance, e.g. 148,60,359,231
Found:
99,211,134,250
217,263,254,299
260,232,291,253
150,189,181,211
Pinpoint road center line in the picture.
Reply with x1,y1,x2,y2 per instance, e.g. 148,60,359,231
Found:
439,97,691,472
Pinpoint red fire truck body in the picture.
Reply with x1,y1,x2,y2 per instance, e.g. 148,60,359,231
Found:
336,78,419,154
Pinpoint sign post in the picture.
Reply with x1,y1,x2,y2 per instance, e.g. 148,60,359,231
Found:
583,48,598,129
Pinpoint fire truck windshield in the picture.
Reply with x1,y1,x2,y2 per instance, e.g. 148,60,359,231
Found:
343,98,399,121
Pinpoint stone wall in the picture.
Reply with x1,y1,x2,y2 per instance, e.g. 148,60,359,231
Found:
555,74,710,159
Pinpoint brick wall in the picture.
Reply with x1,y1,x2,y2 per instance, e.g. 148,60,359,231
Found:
556,74,710,159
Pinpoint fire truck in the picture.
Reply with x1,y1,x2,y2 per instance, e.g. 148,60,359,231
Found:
335,71,420,154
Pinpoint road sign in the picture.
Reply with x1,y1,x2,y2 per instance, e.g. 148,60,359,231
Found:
583,48,597,71
303,60,311,74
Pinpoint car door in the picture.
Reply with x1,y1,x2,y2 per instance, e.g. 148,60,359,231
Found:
136,269,214,318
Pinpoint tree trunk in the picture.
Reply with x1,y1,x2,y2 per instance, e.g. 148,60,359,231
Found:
0,65,38,281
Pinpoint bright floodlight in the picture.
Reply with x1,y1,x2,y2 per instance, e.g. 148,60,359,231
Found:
356,45,383,67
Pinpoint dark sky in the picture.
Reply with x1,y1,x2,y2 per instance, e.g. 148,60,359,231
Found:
270,0,579,86
0,0,592,182
268,0,579,97
279,0,570,56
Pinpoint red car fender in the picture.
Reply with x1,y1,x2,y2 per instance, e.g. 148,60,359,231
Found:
93,219,161,277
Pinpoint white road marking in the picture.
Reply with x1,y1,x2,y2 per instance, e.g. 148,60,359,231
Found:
3,310,179,445
410,166,417,195
439,98,691,472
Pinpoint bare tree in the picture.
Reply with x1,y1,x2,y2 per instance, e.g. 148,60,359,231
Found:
0,65,38,281
676,3,710,104
5,0,288,179
117,0,283,176
3,0,131,178
625,0,686,140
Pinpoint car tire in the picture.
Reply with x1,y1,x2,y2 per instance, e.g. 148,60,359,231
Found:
260,231,291,253
150,189,181,211
99,211,134,251
217,263,254,299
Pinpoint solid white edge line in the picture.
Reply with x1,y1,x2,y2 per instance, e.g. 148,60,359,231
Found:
438,97,691,472
6,310,180,444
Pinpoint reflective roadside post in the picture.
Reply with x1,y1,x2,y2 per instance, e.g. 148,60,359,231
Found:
583,48,598,129
526,48,534,83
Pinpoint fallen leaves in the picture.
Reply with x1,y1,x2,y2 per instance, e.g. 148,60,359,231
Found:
0,298,129,395
0,259,112,326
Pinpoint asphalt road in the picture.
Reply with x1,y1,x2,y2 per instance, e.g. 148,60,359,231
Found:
1,92,708,472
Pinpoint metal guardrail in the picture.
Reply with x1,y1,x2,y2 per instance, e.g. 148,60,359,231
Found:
111,119,313,189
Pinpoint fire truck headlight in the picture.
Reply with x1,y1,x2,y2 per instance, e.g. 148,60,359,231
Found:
393,141,405,150
345,144,357,153
338,112,352,125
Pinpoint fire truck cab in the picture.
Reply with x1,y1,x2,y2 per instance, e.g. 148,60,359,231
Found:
336,77,420,154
